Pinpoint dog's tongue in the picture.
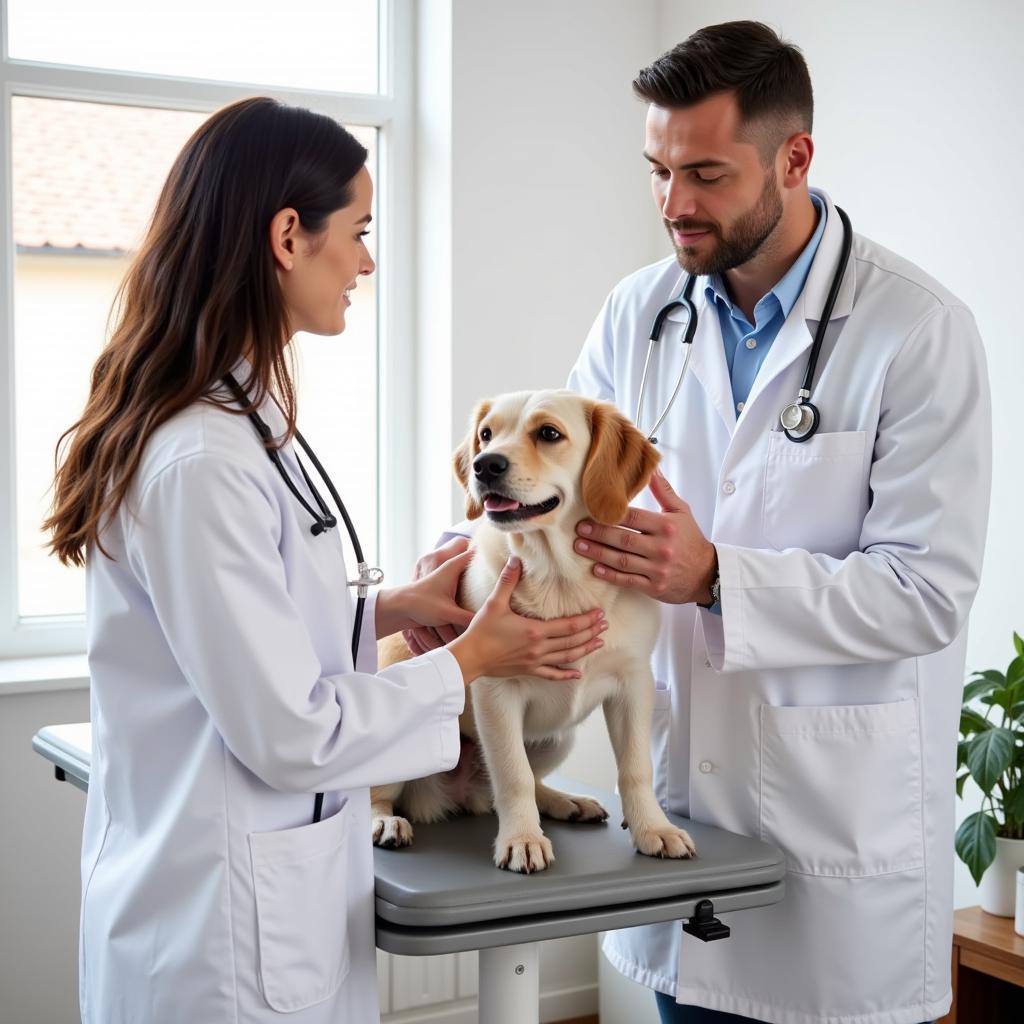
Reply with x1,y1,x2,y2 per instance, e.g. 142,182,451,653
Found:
484,496,521,513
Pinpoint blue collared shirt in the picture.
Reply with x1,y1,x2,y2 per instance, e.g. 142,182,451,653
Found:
703,194,826,614
705,193,826,415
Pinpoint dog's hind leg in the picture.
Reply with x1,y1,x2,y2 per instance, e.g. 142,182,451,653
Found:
528,734,609,823
402,775,460,824
535,781,609,822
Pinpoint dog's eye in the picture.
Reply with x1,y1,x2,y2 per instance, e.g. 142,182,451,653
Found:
538,425,562,442
479,427,492,443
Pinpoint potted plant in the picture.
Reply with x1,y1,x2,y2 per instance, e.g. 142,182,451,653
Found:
955,632,1024,915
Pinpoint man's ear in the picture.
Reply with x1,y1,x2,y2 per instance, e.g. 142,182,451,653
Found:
581,400,660,524
452,400,492,520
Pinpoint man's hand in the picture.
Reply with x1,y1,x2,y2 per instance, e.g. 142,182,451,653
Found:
403,536,472,655
573,470,718,604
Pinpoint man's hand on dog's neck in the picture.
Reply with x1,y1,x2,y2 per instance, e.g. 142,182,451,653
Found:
573,470,721,605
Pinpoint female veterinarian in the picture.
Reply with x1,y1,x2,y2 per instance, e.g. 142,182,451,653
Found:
44,98,607,1024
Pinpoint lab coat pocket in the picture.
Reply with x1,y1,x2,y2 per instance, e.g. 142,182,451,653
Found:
249,801,351,1013
651,684,671,809
762,429,867,557
759,699,923,877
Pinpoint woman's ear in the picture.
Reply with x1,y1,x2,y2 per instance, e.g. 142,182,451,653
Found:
581,400,660,524
268,208,300,271
452,400,492,520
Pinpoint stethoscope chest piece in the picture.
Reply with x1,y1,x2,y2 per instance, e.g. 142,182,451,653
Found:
779,395,820,442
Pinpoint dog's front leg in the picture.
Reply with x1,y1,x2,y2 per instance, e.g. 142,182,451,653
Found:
370,782,415,848
473,681,555,873
603,675,696,859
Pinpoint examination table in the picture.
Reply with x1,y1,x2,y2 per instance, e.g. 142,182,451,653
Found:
34,722,786,1023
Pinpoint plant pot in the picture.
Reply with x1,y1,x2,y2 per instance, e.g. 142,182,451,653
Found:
980,836,1024,917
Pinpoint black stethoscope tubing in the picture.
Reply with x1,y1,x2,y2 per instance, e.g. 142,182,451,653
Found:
785,205,853,442
638,205,853,444
222,372,382,823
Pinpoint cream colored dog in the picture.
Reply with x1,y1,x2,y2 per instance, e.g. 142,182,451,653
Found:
371,390,695,872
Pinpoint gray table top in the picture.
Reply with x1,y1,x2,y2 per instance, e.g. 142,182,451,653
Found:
375,776,784,926
33,724,786,955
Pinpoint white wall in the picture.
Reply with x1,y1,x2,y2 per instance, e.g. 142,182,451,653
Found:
415,0,663,563
0,686,90,1022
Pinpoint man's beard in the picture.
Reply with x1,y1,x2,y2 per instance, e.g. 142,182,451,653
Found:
665,169,784,276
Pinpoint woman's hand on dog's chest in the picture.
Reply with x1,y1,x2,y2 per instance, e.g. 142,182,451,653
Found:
448,556,608,684
573,469,717,604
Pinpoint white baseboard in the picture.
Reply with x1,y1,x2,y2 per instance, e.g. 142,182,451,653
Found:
382,982,598,1023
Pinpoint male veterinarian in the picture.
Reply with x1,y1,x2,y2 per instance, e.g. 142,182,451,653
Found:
566,20,991,1024
410,19,991,1024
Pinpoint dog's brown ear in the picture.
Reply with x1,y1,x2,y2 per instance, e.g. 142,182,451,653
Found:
582,400,660,525
452,400,492,520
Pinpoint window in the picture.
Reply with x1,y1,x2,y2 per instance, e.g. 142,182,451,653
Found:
0,0,413,658
7,0,379,94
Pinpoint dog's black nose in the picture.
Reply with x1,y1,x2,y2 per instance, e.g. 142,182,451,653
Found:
473,452,509,483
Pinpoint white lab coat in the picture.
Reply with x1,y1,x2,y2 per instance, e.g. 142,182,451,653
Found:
81,374,466,1023
568,189,991,1024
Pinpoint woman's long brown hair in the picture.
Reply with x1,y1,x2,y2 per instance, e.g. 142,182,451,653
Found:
45,97,367,566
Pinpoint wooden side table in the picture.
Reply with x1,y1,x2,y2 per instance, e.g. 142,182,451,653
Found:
937,906,1024,1022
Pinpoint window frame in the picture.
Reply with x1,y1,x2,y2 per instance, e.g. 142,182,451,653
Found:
0,0,415,659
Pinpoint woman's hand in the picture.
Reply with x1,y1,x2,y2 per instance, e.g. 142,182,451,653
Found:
402,537,473,654
448,557,607,685
376,547,476,640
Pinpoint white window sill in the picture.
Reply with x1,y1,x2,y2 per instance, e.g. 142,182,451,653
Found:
0,654,89,696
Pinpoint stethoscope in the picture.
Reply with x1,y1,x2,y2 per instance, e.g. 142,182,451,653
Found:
223,372,384,823
635,206,853,444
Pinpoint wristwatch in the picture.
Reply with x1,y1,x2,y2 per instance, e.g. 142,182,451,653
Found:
696,566,721,610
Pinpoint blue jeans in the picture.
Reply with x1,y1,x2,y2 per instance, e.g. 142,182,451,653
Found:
654,991,933,1024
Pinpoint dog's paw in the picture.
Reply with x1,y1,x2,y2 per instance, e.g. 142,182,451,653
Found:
372,814,414,849
538,790,608,823
494,832,555,873
632,822,697,859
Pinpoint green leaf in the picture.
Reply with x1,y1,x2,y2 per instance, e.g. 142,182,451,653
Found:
963,677,1000,703
960,707,991,736
1010,700,1024,723
955,772,970,798
972,669,1007,684
955,812,997,886
966,728,1015,794
1004,785,1024,828
1007,679,1024,712
1014,632,1024,657
1007,655,1024,688
957,739,970,769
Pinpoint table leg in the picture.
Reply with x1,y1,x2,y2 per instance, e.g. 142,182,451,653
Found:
479,942,540,1024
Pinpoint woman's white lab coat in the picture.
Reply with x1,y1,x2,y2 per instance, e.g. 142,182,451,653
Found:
568,189,991,1024
81,377,466,1023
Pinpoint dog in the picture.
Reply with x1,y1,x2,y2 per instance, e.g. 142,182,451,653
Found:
370,389,695,873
